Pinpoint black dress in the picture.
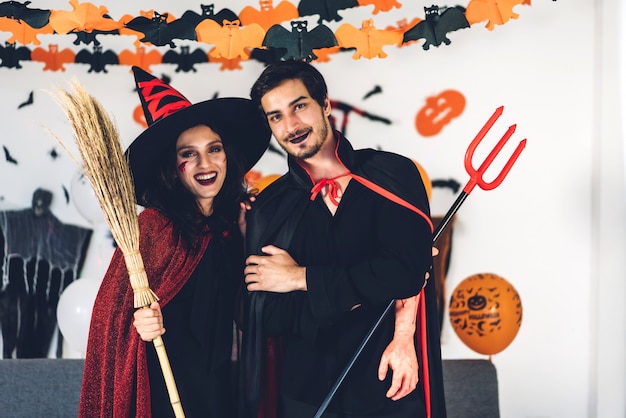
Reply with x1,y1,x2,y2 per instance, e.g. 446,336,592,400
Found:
146,224,243,418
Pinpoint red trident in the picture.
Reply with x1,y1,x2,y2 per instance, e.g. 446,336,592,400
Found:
315,106,527,418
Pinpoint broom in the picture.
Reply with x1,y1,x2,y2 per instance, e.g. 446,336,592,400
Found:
51,80,185,418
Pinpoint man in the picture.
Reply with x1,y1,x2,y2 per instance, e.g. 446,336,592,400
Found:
243,60,446,417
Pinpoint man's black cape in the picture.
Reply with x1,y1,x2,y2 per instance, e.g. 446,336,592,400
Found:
240,134,446,418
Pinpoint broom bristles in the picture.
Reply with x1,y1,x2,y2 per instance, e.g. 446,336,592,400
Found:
52,80,158,308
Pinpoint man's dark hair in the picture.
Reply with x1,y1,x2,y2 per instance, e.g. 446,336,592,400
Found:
250,60,329,112
140,124,247,246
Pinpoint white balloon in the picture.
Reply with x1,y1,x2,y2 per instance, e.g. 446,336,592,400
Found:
57,277,101,355
71,170,106,224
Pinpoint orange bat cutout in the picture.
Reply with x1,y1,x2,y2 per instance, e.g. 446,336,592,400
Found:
196,19,265,60
118,10,162,46
49,0,121,34
385,17,421,47
118,45,162,71
415,90,466,137
465,0,525,31
358,0,402,15
208,47,246,71
335,19,402,59
31,44,76,71
312,46,341,62
239,0,299,31
0,17,54,45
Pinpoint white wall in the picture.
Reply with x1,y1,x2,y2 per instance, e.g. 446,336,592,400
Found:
0,1,624,417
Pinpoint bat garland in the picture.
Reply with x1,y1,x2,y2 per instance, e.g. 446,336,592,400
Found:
0,0,543,71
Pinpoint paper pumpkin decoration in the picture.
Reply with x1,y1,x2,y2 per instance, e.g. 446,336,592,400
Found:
416,89,466,137
250,173,282,192
412,160,432,201
449,272,523,355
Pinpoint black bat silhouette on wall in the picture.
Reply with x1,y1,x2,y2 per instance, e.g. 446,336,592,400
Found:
0,42,31,68
163,45,208,72
403,5,470,50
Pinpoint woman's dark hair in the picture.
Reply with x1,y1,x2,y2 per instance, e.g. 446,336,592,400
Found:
250,60,328,111
140,124,248,247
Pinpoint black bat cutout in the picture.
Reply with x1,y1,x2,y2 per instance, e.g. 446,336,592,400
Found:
2,145,18,164
75,45,118,73
17,90,33,109
162,45,208,72
298,0,358,24
49,148,59,160
124,11,198,48
403,5,470,50
0,0,50,29
363,85,382,100
0,42,31,69
62,185,70,204
179,4,238,27
432,178,461,194
263,20,337,62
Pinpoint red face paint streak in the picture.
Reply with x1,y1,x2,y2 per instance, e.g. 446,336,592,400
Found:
178,161,187,173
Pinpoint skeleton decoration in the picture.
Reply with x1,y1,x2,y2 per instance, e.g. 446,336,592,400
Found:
0,188,92,358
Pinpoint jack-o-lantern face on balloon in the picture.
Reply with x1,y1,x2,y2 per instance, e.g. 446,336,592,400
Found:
415,89,466,137
449,273,522,355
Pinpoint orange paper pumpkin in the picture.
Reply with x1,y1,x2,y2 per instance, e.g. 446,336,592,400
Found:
412,160,432,201
449,273,522,355
415,89,466,137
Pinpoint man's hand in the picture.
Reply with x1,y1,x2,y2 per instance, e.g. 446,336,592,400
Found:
244,245,307,292
378,333,418,401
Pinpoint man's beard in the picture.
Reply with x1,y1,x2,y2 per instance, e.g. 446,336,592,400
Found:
281,114,330,161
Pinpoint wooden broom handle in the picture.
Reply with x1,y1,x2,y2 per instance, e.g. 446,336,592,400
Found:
152,334,185,418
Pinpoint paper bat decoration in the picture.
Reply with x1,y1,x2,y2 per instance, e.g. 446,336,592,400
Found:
357,0,402,15
49,0,120,35
239,0,299,30
162,45,208,72
0,0,50,28
17,90,33,108
207,49,245,71
310,45,341,62
31,44,75,71
385,17,422,46
403,5,470,50
298,0,358,24
118,45,162,72
2,145,18,164
0,16,53,45
263,20,337,62
179,4,238,27
70,26,119,46
0,41,30,68
196,19,265,60
465,0,525,30
118,10,159,46
335,19,402,59
124,11,197,47
75,44,118,73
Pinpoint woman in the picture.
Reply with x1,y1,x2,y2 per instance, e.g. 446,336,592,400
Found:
78,66,271,418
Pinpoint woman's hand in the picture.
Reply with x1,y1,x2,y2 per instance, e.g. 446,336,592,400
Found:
133,301,165,342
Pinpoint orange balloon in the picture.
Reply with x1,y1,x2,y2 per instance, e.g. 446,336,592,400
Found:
448,273,522,355
253,174,282,193
412,160,432,201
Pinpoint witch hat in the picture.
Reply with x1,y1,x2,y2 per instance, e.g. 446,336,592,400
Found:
125,66,271,201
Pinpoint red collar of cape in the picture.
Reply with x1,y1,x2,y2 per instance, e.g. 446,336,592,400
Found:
78,208,211,418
